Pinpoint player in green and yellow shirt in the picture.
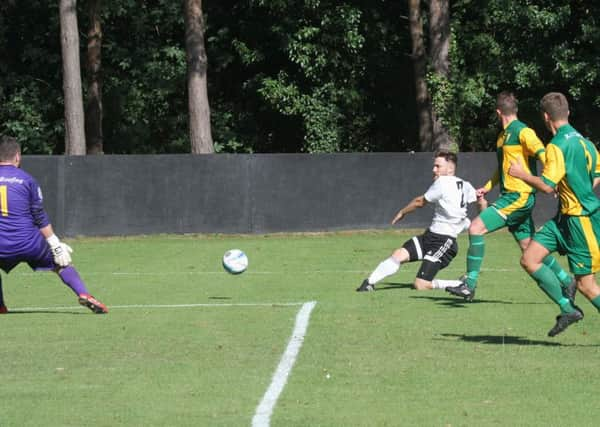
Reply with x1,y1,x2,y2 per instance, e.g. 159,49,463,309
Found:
509,92,600,336
446,91,574,301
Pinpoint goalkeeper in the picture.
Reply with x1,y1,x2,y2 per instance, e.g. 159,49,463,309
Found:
0,135,107,314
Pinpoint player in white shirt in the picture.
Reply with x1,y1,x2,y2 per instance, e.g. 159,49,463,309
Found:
357,151,485,291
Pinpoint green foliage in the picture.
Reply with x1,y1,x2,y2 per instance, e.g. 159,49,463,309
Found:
1,1,598,153
449,0,600,149
1,85,61,155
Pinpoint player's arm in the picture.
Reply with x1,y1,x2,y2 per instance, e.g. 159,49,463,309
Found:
508,160,554,193
508,144,564,194
29,182,73,267
39,224,73,268
391,195,426,224
464,180,487,211
477,196,488,211
479,169,499,197
521,127,546,167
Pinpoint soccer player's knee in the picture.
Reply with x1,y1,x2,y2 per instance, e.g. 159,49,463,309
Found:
413,278,431,290
468,220,485,235
519,253,531,271
391,248,408,263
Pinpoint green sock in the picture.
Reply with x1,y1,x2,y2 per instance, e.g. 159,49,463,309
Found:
591,295,600,312
542,255,573,288
531,265,575,313
465,234,485,290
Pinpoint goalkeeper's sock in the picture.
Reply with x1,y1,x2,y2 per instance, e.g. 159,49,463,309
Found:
368,257,400,285
58,266,89,296
432,279,462,289
591,295,600,313
465,234,485,290
542,255,572,288
531,265,575,314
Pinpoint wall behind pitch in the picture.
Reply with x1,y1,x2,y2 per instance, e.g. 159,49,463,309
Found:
21,153,560,236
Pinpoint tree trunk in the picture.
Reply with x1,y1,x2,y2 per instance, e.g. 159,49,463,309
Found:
85,0,103,154
184,0,214,154
59,0,86,154
428,0,452,151
408,0,433,151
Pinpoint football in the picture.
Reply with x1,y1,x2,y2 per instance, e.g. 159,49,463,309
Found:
222,249,249,274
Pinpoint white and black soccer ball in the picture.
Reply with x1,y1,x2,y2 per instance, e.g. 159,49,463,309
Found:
222,249,248,274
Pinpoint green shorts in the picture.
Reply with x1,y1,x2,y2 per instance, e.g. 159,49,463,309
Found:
533,210,600,275
479,192,536,241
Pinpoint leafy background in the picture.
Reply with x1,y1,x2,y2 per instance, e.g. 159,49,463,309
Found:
1,1,598,154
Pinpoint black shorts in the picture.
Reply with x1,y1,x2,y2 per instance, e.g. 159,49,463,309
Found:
401,229,458,281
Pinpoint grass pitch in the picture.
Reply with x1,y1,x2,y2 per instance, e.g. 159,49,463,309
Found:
1,231,599,426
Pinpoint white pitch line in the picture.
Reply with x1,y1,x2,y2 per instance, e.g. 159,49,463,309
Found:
9,302,307,312
252,301,317,427
12,267,520,277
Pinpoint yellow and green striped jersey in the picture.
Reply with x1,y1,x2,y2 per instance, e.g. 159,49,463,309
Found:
484,119,546,194
542,124,600,216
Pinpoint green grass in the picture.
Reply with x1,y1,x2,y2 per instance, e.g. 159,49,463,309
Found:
1,231,599,426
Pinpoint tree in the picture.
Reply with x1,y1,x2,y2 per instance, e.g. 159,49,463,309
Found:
184,0,214,153
2,1,599,154
59,0,86,154
408,0,452,152
428,0,452,151
408,0,433,151
85,0,103,154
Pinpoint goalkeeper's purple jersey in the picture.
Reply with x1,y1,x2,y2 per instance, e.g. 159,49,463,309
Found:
0,165,50,257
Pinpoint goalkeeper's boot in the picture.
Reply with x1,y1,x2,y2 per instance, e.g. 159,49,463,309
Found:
548,308,583,337
78,294,108,314
445,282,475,302
356,279,375,292
0,305,7,314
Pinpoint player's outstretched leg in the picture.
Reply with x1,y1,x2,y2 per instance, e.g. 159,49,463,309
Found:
357,257,400,292
446,234,483,301
78,293,108,314
58,266,108,314
356,279,375,292
445,275,475,302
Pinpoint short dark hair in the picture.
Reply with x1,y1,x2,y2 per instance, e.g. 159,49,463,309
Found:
496,91,518,115
540,92,569,121
0,135,21,162
434,150,457,166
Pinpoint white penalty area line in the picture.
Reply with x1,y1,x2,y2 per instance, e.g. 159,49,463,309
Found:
13,267,521,277
9,301,307,312
252,301,317,427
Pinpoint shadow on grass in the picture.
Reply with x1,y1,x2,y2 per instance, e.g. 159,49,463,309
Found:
208,296,233,300
439,333,599,347
377,282,414,290
378,283,548,307
5,310,86,315
377,283,511,305
411,294,513,306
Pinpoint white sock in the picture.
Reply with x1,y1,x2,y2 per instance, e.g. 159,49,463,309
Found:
368,257,400,285
431,279,462,289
